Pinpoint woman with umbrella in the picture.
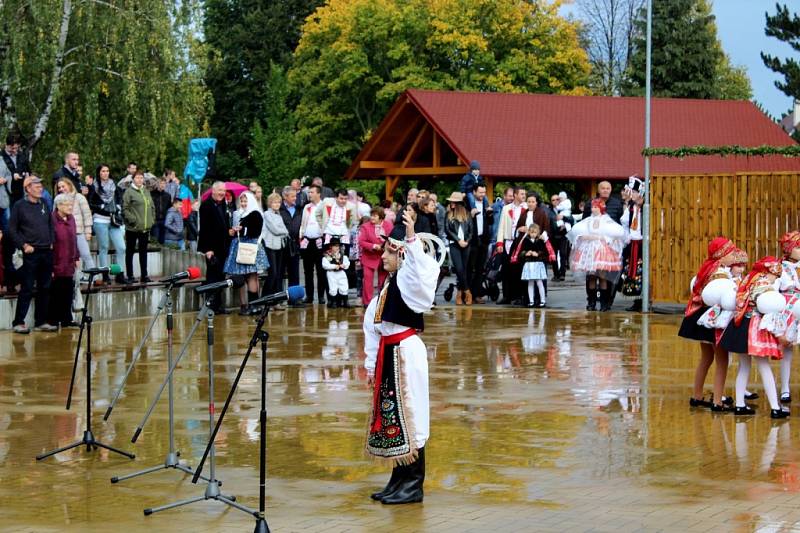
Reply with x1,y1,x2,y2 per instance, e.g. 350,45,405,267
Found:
224,191,269,314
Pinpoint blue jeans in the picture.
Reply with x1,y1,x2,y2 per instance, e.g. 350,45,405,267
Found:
164,239,184,250
93,222,126,269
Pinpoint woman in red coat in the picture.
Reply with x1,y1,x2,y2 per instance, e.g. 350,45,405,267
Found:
358,206,393,305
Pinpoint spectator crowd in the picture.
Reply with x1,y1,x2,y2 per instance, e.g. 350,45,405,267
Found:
0,134,646,334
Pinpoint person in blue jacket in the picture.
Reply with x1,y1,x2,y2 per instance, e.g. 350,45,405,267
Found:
460,160,485,210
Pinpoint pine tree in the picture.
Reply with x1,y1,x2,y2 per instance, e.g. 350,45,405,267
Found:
762,3,800,100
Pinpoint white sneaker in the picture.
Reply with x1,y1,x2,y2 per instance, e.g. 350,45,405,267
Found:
33,323,58,332
12,324,30,334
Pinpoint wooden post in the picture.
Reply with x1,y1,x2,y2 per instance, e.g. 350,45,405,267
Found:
385,176,400,202
485,176,494,201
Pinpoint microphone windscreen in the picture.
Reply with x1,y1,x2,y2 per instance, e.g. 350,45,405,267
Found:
286,285,305,303
109,264,122,275
187,266,201,280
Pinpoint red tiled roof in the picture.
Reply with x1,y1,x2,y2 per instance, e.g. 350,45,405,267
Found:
405,89,800,179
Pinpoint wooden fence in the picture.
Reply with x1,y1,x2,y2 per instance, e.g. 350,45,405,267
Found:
650,172,800,303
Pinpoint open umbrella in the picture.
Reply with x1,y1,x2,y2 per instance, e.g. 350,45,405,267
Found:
200,181,248,201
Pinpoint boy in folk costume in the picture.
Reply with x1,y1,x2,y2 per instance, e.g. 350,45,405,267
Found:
363,209,438,505
679,237,738,411
321,237,350,309
719,257,789,418
315,188,358,249
620,176,645,311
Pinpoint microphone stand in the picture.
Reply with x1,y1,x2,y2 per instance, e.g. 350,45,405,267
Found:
141,293,253,517
109,279,210,484
36,272,135,461
191,301,274,531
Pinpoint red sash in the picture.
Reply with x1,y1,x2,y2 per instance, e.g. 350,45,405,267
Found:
371,328,417,432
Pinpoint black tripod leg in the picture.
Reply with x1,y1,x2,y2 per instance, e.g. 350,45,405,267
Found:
36,440,83,460
93,441,135,459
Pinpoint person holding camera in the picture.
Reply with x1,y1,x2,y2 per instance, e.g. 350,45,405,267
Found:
88,164,127,284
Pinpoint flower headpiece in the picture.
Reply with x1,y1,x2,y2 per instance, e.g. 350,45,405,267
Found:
734,256,782,325
779,231,800,258
591,198,606,214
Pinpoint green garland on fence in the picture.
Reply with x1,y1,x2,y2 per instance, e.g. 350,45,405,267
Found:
642,145,800,158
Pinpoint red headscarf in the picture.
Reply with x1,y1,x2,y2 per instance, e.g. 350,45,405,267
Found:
734,256,783,326
685,237,736,316
779,231,800,258
591,198,606,214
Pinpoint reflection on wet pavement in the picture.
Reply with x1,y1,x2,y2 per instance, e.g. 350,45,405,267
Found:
2,307,800,531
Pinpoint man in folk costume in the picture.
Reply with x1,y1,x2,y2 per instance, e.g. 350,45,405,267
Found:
620,176,645,311
363,209,438,505
776,231,800,402
315,188,358,250
495,187,527,304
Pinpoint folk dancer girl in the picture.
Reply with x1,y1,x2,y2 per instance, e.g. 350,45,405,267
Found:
719,257,789,418
770,231,800,403
363,210,438,504
679,237,738,411
519,224,548,308
566,198,625,311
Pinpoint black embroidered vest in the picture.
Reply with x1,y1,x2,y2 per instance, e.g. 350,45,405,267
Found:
379,274,424,331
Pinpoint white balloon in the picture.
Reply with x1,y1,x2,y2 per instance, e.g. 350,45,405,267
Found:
701,278,735,306
757,291,786,315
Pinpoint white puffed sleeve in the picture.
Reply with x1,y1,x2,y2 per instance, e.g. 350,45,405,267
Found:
566,218,589,246
363,297,380,376
396,237,439,313
757,290,786,315
702,278,735,306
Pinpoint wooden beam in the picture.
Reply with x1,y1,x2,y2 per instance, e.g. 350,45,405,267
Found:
432,130,440,168
484,176,494,201
360,160,402,169
402,123,430,168
386,114,424,161
385,176,400,202
382,166,466,176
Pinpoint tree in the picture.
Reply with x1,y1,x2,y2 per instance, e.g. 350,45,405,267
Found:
578,0,644,95
203,0,324,179
762,3,800,101
625,0,751,100
289,0,591,177
0,0,209,176
250,63,307,195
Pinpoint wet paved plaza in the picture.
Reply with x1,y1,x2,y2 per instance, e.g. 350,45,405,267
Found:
3,306,800,532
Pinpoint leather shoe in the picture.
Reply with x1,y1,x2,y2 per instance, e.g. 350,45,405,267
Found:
710,403,732,413
745,391,759,401
771,408,790,419
781,392,791,403
734,405,756,416
689,397,712,408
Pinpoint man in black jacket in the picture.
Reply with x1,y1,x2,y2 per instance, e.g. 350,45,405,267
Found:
150,177,172,244
467,184,493,303
582,180,623,223
198,181,233,312
8,175,56,333
52,152,82,191
279,186,303,290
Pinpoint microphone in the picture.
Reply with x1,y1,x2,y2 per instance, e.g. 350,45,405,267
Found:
162,266,201,284
83,264,122,275
250,285,306,307
195,278,234,294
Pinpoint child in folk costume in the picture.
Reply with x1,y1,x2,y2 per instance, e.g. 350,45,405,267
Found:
519,224,548,308
322,237,351,309
679,237,738,411
566,198,625,311
719,257,789,418
775,231,800,403
363,210,438,505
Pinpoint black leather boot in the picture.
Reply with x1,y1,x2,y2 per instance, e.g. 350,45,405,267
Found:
370,466,404,501
339,294,350,308
599,287,611,312
381,447,425,504
327,295,337,309
586,286,597,311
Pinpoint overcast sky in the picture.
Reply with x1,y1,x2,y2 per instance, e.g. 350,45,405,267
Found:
561,1,796,118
